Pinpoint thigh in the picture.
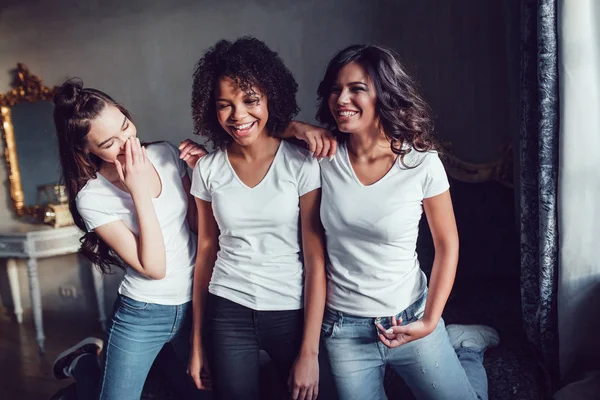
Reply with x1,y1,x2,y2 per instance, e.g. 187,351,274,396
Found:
258,309,304,374
99,296,172,400
387,318,478,400
322,310,387,400
204,294,261,400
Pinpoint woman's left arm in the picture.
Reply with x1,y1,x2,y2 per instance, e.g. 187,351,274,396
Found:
288,188,327,400
420,190,459,327
377,190,458,347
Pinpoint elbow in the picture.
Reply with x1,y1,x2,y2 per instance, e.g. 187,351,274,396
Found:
144,264,167,280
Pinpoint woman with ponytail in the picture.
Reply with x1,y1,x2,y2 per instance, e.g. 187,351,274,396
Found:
50,80,208,399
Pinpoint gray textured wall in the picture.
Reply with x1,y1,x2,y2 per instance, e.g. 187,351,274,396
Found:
0,0,515,323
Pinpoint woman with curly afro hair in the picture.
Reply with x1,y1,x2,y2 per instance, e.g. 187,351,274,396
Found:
316,44,500,400
188,37,327,400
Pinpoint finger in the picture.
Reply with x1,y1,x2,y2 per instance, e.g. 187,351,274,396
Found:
141,145,148,164
312,386,319,400
114,159,125,182
376,323,396,339
298,387,308,400
308,136,317,154
133,138,141,164
387,325,410,335
179,143,193,159
378,333,400,348
291,385,300,400
189,146,208,156
125,138,133,167
392,315,398,326
313,138,323,158
179,139,192,150
328,138,338,159
319,139,331,160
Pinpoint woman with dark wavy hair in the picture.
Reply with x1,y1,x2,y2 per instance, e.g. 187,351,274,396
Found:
188,37,327,400
49,80,208,399
316,44,500,400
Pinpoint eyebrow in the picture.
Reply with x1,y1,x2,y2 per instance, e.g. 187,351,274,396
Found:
97,116,127,147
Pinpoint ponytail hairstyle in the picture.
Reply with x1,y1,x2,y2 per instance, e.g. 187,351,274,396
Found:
53,79,132,273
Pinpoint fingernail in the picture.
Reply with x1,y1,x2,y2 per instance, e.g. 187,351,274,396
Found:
386,328,394,334
329,155,334,161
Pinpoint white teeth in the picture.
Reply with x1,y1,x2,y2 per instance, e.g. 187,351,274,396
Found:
339,111,358,117
233,122,254,130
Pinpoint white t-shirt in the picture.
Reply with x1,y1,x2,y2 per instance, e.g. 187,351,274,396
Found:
190,140,321,311
76,142,196,305
320,142,450,317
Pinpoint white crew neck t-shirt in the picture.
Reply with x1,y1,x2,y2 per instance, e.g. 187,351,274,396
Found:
76,142,196,305
190,140,321,311
320,142,450,317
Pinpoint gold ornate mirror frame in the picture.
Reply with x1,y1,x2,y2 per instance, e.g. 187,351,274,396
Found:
0,63,55,216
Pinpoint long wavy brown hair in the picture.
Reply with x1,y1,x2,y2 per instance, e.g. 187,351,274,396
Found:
316,44,439,164
53,79,131,273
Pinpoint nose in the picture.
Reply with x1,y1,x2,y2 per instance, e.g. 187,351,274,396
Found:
117,133,134,150
337,88,351,105
230,105,248,122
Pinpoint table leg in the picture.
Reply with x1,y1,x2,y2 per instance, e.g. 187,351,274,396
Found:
91,264,107,331
6,258,23,324
26,257,45,353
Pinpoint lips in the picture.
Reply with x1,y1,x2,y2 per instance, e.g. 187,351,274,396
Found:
336,109,359,120
229,121,257,137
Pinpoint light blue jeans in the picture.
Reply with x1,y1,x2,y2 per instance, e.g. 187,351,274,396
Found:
72,295,209,399
322,291,487,400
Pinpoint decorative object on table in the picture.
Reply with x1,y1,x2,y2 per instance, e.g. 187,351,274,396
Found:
0,63,72,225
35,183,74,227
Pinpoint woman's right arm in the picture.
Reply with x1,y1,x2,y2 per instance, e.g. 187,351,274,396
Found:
189,197,219,390
93,138,166,280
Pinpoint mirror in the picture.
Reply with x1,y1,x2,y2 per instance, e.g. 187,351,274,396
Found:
0,63,63,220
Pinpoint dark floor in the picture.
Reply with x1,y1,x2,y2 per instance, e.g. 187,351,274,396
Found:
0,311,104,400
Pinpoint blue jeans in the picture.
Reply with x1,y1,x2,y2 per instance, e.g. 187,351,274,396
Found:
73,295,209,400
322,291,487,400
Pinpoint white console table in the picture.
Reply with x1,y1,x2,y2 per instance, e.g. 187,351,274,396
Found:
0,222,107,353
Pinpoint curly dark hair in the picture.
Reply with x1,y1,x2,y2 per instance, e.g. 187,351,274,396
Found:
316,44,438,161
191,37,299,148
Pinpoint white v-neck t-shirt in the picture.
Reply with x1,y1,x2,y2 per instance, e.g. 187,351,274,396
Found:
76,142,196,305
320,142,450,317
190,140,321,311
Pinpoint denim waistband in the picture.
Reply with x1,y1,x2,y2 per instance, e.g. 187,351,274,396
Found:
325,289,428,326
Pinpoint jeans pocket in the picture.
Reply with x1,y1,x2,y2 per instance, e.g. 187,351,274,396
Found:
119,295,149,310
321,308,339,339
403,290,428,323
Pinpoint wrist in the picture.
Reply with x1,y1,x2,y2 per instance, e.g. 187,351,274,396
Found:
299,344,319,358
422,315,440,331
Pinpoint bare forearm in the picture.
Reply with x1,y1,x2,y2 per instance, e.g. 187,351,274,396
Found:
192,248,217,348
300,255,327,356
132,193,166,279
423,242,458,324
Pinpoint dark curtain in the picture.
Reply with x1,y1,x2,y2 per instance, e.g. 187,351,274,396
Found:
519,0,560,393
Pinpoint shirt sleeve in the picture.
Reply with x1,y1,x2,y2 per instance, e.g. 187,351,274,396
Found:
190,159,211,201
297,153,322,197
423,152,450,198
76,193,120,231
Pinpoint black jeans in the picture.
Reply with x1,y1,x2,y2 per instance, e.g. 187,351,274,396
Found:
204,293,304,400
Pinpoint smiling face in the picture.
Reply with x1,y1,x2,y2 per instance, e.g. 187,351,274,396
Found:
328,62,378,135
215,76,269,147
85,104,136,164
